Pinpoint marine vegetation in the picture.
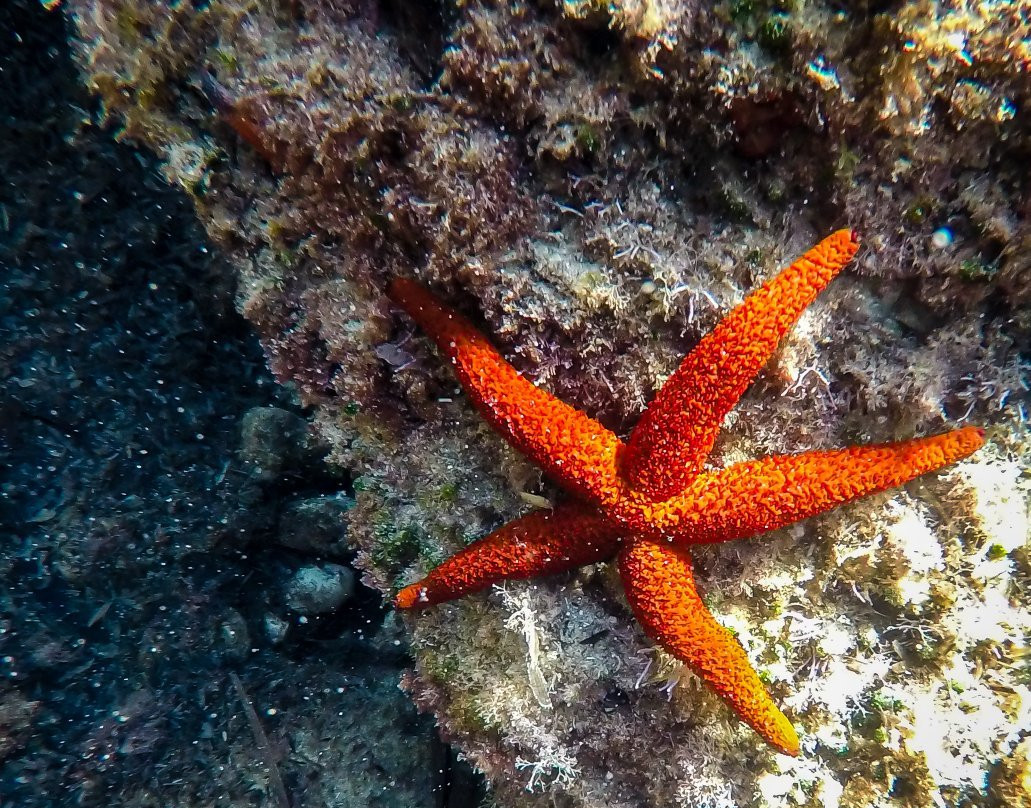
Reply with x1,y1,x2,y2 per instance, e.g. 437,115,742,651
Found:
62,0,1029,801
391,229,985,756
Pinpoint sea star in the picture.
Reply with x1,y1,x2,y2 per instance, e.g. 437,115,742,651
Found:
388,229,985,756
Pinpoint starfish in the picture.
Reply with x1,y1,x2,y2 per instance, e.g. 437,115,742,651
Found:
388,230,985,756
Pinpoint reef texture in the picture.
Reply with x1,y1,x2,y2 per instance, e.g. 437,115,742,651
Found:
389,239,986,759
65,1,1030,807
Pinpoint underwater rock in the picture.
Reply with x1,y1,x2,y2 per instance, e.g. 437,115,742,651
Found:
217,609,252,662
276,494,354,556
0,691,40,762
63,0,1030,806
284,563,356,615
239,406,313,476
263,613,290,645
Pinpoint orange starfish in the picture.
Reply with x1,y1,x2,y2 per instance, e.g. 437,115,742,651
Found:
389,230,985,756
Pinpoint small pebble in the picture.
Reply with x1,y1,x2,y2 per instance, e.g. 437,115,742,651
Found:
219,610,251,661
284,564,355,615
264,614,290,644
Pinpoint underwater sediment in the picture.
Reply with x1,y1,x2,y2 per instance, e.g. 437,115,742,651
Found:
2,3,469,806
59,0,1031,806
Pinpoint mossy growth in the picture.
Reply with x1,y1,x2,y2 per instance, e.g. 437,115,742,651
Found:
574,122,601,155
418,542,448,570
903,195,935,225
986,542,1008,561
746,247,766,266
757,641,780,667
849,709,875,731
274,245,298,268
834,143,861,186
377,506,452,571
422,647,463,682
968,638,1005,669
868,689,904,713
385,92,414,112
372,519,423,569
449,693,493,734
855,630,875,654
729,0,796,22
889,758,937,806
959,256,999,282
729,0,758,22
911,636,950,666
256,75,285,92
436,481,460,504
113,4,145,44
757,16,793,57
702,590,724,612
727,0,798,58
716,183,752,221
762,175,788,204
421,654,494,732
264,219,291,249
213,48,239,73
415,483,458,511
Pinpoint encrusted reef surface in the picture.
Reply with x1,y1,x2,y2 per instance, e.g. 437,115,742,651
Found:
64,1,1030,806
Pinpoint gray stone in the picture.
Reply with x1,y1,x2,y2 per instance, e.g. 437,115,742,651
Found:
217,609,251,662
238,407,311,475
283,564,355,615
276,494,354,556
263,613,290,645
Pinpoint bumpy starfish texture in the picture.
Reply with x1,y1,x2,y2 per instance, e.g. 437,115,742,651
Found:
389,230,985,756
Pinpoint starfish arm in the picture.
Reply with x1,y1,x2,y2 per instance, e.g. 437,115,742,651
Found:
640,426,986,543
623,229,860,500
618,536,799,755
395,502,623,609
389,279,624,506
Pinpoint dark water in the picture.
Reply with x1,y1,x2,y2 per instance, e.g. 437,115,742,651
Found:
0,3,480,805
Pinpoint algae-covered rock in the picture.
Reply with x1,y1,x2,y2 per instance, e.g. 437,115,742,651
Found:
276,494,355,555
64,0,1030,805
239,405,315,475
